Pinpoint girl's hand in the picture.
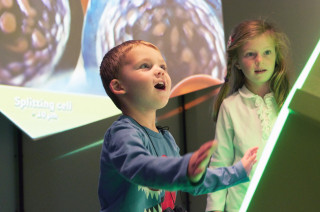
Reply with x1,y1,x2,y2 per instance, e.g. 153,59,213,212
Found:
187,140,217,183
241,147,259,176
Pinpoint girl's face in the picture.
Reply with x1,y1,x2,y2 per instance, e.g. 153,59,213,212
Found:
236,32,276,90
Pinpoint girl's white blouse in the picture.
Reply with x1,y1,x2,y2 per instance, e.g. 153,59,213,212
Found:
206,85,279,212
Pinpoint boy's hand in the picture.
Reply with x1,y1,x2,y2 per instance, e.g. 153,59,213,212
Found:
241,147,259,176
188,140,217,183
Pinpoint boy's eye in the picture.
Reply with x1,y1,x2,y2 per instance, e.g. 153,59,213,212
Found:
160,65,167,71
139,63,150,69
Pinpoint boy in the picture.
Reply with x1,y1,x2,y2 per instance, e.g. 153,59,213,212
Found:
98,40,258,212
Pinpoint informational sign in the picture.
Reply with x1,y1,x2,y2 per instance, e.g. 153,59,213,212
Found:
0,85,120,140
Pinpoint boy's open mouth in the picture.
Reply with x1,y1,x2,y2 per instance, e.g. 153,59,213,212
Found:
154,81,166,90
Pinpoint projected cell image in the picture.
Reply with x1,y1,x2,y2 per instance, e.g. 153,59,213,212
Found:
0,0,225,97
82,0,225,95
0,0,71,87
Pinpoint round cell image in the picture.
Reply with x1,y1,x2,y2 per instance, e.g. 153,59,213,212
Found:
82,0,226,96
0,0,71,87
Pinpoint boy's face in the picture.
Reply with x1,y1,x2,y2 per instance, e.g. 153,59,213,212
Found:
117,45,172,111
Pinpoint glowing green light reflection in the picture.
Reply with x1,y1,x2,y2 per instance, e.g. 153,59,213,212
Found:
54,139,103,160
240,38,320,212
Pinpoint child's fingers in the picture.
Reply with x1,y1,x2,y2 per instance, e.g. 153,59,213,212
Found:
248,147,258,155
250,147,259,154
246,154,257,173
193,142,213,163
211,140,218,152
200,141,217,158
200,141,214,154
188,140,217,182
192,167,204,176
192,152,210,170
199,140,217,166
196,143,215,165
245,146,258,159
249,153,257,165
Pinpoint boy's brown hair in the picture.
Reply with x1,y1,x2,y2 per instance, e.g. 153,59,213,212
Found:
100,40,160,109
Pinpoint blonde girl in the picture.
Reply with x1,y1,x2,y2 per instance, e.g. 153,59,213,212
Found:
206,19,290,212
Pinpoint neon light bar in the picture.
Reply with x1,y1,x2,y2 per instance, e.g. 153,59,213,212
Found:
240,38,320,212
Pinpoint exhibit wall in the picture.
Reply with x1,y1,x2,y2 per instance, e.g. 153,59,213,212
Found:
1,0,320,211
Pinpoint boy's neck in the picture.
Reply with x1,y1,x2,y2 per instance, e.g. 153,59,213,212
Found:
123,109,158,132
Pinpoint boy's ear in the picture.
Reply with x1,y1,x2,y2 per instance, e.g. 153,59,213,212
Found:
109,79,126,95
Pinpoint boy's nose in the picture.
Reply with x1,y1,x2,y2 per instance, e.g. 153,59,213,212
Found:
155,68,164,76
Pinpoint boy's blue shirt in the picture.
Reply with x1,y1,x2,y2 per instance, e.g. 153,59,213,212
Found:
98,115,248,212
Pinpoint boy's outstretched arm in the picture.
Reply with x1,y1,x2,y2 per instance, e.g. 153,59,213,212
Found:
188,140,217,183
241,146,259,176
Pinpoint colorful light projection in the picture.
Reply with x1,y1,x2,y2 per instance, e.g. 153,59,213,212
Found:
0,0,225,139
1,0,225,96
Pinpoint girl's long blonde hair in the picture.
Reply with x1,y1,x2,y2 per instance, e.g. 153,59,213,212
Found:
213,19,290,121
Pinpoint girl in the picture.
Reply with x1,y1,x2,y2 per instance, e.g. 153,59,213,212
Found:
206,19,290,212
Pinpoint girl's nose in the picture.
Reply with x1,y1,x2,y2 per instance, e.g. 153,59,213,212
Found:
255,54,262,65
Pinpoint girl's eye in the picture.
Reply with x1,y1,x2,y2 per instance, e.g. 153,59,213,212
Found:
245,52,255,57
264,50,272,55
